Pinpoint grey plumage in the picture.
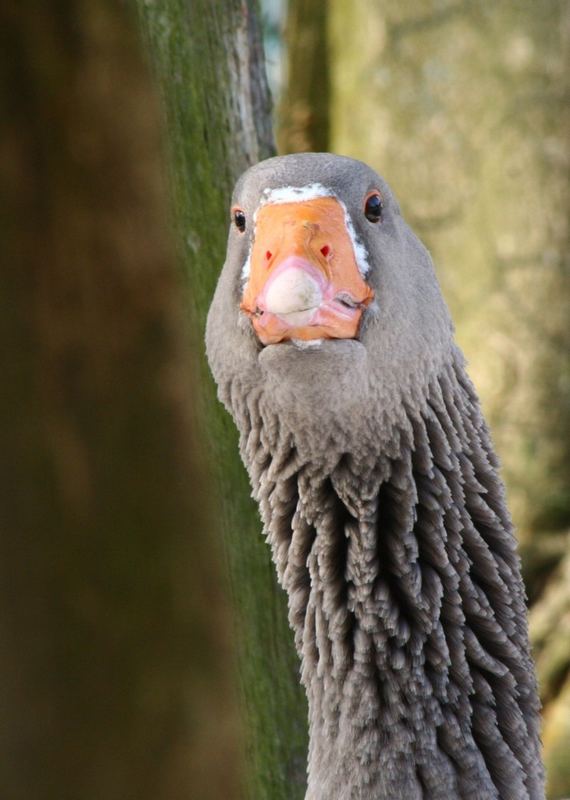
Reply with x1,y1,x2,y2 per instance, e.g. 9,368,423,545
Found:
206,153,544,799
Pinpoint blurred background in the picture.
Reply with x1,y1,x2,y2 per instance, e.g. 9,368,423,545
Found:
263,0,570,795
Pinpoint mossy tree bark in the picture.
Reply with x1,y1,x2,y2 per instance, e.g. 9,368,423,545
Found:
0,2,240,799
136,2,308,798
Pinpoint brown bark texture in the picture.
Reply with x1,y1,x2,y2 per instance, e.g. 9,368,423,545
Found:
277,0,331,153
0,2,239,798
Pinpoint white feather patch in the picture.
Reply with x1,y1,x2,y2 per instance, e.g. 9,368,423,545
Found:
241,250,251,281
260,183,334,205
337,197,371,277
291,338,324,349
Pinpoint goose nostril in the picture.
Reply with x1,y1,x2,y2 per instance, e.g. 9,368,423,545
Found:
265,250,272,262
320,245,331,258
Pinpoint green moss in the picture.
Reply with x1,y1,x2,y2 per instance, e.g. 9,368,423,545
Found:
136,3,308,797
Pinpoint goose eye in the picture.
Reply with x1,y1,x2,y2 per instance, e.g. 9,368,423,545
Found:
364,193,383,223
233,209,246,233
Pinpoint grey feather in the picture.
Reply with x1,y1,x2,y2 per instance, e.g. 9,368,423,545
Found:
206,153,544,799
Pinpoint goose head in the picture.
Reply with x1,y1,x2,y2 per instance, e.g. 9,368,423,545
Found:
207,153,454,452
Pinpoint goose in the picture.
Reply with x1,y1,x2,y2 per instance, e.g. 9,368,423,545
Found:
206,153,544,800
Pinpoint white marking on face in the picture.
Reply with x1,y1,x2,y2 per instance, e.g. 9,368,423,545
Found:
336,198,371,277
260,183,334,205
241,250,251,281
291,338,324,349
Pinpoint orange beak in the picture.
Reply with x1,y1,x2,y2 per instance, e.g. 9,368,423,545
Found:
240,197,374,345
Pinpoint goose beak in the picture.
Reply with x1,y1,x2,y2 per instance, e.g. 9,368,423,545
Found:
240,197,374,345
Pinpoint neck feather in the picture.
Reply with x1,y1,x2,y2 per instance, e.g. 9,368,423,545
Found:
236,354,543,800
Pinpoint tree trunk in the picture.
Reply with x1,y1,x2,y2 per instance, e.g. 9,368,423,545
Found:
0,2,239,799
328,0,570,547
278,1,570,795
136,2,308,798
277,0,331,153
327,2,569,796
